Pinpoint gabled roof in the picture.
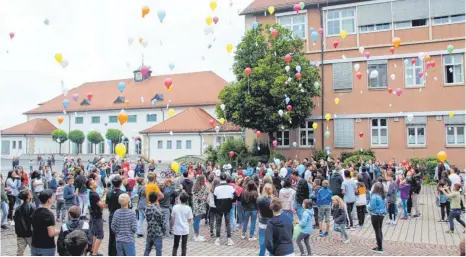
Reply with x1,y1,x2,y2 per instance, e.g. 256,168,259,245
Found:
25,71,228,114
140,107,241,134
1,119,57,135
240,0,357,15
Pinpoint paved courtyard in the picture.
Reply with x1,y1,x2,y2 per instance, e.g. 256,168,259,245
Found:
1,186,464,256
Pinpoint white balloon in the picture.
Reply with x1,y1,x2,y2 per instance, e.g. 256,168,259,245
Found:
285,97,290,104
141,40,148,48
220,104,226,111
127,37,134,45
61,59,69,68
204,26,214,35
278,110,284,117
141,96,144,103
169,131,173,136
407,114,414,122
353,63,360,72
418,52,425,61
62,87,69,96
359,47,364,54
390,74,396,80
369,70,379,79
215,126,220,133
285,66,290,72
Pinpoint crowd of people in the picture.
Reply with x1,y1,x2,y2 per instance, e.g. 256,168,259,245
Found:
0,155,465,256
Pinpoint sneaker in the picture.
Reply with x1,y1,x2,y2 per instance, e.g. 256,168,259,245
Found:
323,232,329,237
446,230,455,234
195,236,206,242
210,233,215,238
241,234,246,239
319,231,323,237
349,226,355,231
214,238,220,246
248,237,257,241
56,218,60,223
372,247,384,254
386,221,391,225
227,238,234,246
1,225,8,229
343,239,350,244
137,234,144,238
345,226,350,230
9,220,15,226
400,217,408,220
391,221,397,226
412,215,420,219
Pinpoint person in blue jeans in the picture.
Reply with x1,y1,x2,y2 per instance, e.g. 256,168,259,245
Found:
111,194,137,256
144,192,165,256
240,180,259,240
192,175,209,242
257,183,274,256
295,179,309,220
296,199,314,255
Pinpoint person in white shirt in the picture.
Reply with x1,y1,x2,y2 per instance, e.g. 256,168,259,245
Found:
171,192,193,256
449,168,461,188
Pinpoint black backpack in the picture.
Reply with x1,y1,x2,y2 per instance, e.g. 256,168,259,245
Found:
57,221,89,256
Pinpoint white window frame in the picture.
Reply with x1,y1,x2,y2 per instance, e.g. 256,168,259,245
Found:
432,14,465,26
359,23,391,33
186,140,192,149
299,121,315,148
446,125,465,146
394,19,429,30
326,8,356,36
276,13,307,39
404,58,424,88
91,116,100,124
443,54,464,85
276,130,290,147
407,125,426,147
176,140,182,149
157,140,163,149
371,118,388,147
166,140,172,149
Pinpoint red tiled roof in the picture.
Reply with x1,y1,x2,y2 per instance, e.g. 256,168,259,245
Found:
140,107,241,134
25,71,228,114
240,0,354,15
1,118,57,135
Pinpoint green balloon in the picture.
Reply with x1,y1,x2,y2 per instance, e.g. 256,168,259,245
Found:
324,130,330,139
299,2,305,9
447,44,454,54
314,81,320,89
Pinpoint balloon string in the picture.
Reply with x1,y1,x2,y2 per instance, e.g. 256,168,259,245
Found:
247,77,250,94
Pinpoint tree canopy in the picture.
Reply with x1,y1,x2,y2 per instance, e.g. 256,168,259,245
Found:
52,129,68,154
68,130,85,144
216,24,320,140
105,128,124,144
87,131,104,145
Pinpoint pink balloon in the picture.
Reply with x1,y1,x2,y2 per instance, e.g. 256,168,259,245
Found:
72,93,79,102
426,61,431,69
395,88,402,96
318,28,323,35
293,4,300,13
9,32,14,39
418,72,424,78
141,66,149,77
272,140,278,147
213,16,219,24
364,51,371,59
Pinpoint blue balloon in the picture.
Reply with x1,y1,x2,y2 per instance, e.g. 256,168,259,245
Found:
168,63,175,71
309,27,315,32
311,31,318,42
252,22,259,30
62,99,70,109
325,146,331,151
296,65,301,73
117,82,126,93
157,9,166,22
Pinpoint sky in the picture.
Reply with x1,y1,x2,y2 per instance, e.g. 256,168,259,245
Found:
0,0,252,129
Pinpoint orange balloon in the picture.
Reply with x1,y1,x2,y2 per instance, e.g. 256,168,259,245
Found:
138,37,143,44
57,116,64,124
124,100,129,105
142,6,150,18
392,37,401,48
437,151,447,162
118,111,128,125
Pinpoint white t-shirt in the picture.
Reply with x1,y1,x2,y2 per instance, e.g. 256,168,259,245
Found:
279,167,288,178
449,174,461,187
171,204,193,235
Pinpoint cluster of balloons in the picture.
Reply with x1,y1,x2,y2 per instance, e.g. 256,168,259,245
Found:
386,87,402,96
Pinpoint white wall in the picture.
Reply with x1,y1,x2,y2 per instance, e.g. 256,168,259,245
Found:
148,134,202,162
1,135,26,157
27,105,217,155
34,135,60,154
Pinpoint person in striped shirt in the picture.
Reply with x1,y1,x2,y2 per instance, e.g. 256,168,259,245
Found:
111,194,137,256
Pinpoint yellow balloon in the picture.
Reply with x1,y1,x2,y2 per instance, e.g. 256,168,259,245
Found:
449,111,455,118
425,55,431,62
210,0,217,11
325,113,331,121
171,161,180,173
312,122,318,130
334,98,340,105
206,16,213,25
268,6,275,15
115,143,126,158
226,44,233,53
168,86,173,92
437,151,447,163
168,108,175,118
340,30,347,40
55,53,63,64
138,37,143,44
219,118,225,124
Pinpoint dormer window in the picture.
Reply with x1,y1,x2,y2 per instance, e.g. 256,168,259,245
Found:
114,96,125,104
80,99,91,106
151,94,164,103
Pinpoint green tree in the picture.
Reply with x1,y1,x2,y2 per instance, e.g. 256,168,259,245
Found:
105,129,124,153
87,131,104,153
218,138,249,168
217,24,320,143
69,130,85,154
52,129,68,154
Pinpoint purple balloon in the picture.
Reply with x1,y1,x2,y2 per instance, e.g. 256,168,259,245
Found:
72,93,79,102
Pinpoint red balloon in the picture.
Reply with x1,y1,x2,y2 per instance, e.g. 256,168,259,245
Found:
209,119,215,127
411,58,416,65
333,41,339,48
356,71,362,80
389,47,395,54
295,72,302,80
284,54,292,63
286,105,292,111
359,132,364,138
293,4,300,13
256,131,262,137
401,160,408,166
9,32,14,39
164,78,173,89
271,29,278,39
430,60,436,68
86,92,93,101
388,162,393,168
229,151,235,158
213,16,219,24
387,88,393,94
244,67,251,76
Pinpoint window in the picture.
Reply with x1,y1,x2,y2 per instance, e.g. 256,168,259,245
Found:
368,61,388,89
146,114,157,122
327,8,355,36
332,62,353,91
75,117,83,124
444,55,464,84
404,58,424,87
371,118,388,146
276,130,290,147
334,119,354,148
1,140,9,155
91,116,100,124
215,136,224,147
299,121,315,147
135,140,142,155
186,140,192,149
395,19,428,29
109,116,118,123
176,140,182,149
87,141,94,154
359,23,391,33
12,141,16,149
433,14,465,25
157,140,163,149
97,142,104,154
407,126,426,146
167,140,172,149
128,115,137,123
18,141,22,149
72,142,82,154
278,14,306,39
446,125,465,145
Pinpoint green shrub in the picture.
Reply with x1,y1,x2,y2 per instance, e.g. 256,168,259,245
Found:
313,150,329,162
218,138,249,168
339,149,375,162
343,155,375,167
269,152,286,163
205,145,218,165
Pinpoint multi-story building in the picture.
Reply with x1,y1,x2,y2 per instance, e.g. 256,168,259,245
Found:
241,0,465,167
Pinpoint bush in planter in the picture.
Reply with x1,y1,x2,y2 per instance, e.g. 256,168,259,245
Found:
313,150,329,162
205,145,218,165
343,155,375,167
339,149,375,162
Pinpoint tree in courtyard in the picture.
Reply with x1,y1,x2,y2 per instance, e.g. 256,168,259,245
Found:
69,130,85,154
87,131,104,153
216,24,320,143
105,129,124,153
52,129,68,154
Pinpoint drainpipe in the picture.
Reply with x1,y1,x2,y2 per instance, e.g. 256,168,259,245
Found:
319,6,325,150
67,113,71,154
25,134,28,154
160,108,165,121
198,132,203,155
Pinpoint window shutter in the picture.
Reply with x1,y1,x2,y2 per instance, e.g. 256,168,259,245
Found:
332,63,353,91
444,114,466,125
334,119,354,148
392,0,429,22
357,3,392,26
404,116,427,125
431,0,465,17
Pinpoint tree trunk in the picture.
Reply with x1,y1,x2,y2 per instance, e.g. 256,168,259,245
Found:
59,143,62,154
94,143,96,154
267,132,275,146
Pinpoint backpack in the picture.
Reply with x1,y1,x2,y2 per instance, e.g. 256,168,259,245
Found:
14,203,34,237
137,186,147,210
57,221,89,256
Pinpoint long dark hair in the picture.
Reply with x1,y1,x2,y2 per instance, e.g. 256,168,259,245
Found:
371,182,385,199
296,179,309,204
244,180,258,202
5,170,14,187
193,175,205,193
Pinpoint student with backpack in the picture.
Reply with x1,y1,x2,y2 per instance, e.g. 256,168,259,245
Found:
317,180,332,237
14,189,35,255
57,206,90,256
144,192,165,256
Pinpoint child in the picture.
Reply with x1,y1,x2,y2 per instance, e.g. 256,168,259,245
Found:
55,180,66,222
63,176,75,220
57,206,90,256
111,194,137,256
264,198,294,256
296,199,314,256
437,181,450,222
171,192,193,256
332,195,350,244
439,183,466,234
396,176,410,220
13,189,35,255
88,178,107,256
144,192,165,256
317,180,332,237
310,179,321,229
355,175,367,227
386,171,397,226
49,172,58,194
